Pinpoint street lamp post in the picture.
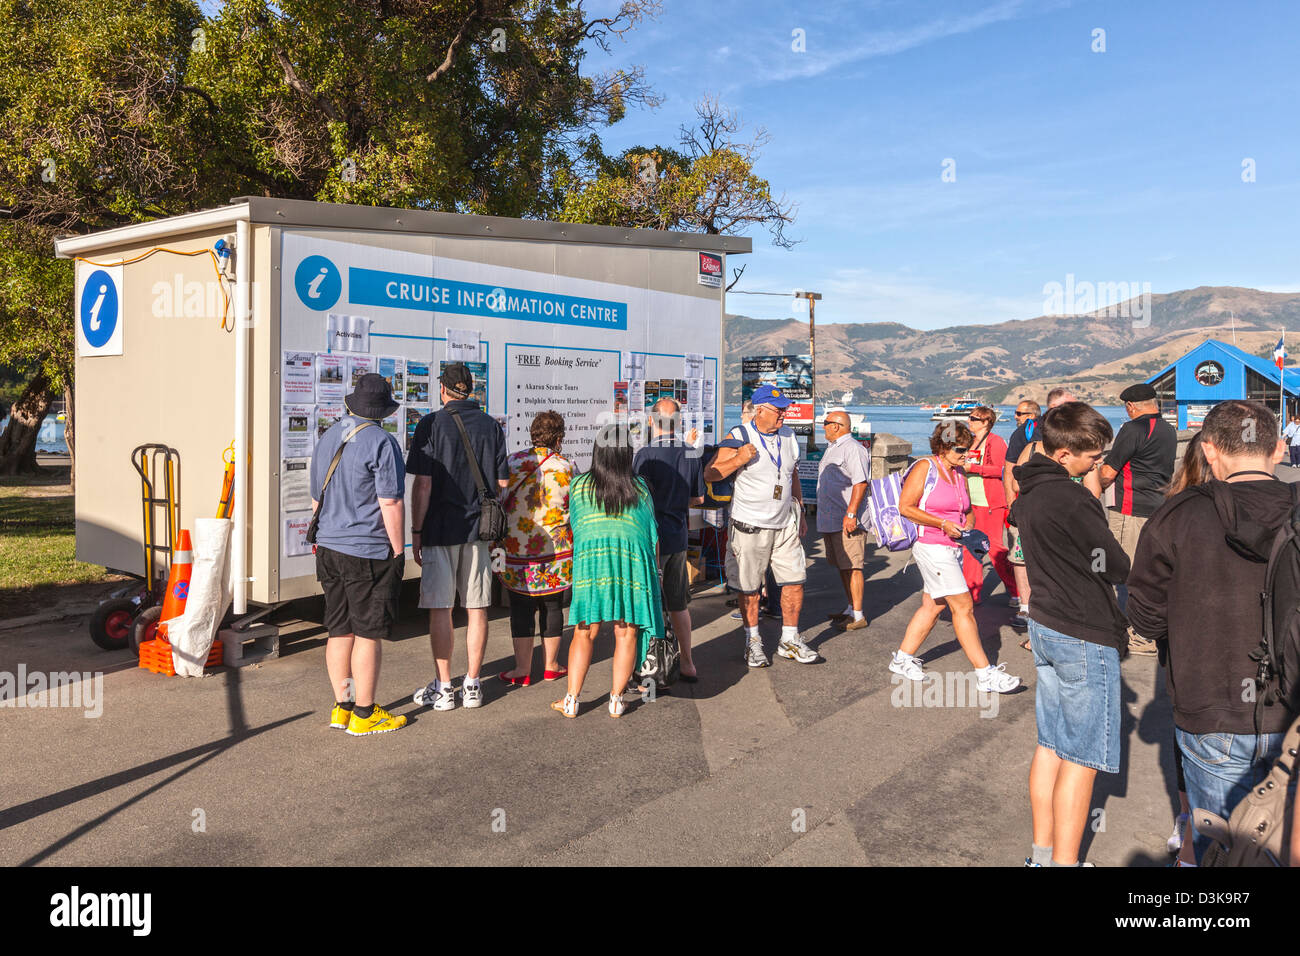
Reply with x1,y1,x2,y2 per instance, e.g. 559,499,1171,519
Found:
795,291,822,453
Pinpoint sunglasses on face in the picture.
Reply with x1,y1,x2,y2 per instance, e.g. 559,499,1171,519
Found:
952,446,969,454
1014,411,1032,418
821,420,843,428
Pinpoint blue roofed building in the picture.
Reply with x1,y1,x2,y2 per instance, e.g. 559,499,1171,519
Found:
1145,338,1300,429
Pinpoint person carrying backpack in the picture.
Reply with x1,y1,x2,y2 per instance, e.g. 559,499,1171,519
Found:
888,422,1020,693
1127,399,1298,865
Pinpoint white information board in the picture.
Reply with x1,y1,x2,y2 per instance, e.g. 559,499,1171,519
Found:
276,231,721,579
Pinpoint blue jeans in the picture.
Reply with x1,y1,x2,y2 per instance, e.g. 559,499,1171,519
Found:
1175,726,1284,863
1029,620,1122,774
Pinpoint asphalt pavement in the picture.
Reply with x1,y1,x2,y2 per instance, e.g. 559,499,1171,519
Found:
0,535,1184,866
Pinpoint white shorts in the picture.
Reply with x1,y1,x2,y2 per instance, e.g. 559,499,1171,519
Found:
420,542,494,609
912,541,968,599
726,508,807,594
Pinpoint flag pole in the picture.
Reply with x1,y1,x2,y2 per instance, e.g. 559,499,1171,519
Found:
1281,329,1286,433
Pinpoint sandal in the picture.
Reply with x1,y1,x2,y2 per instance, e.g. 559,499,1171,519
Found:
608,693,626,718
550,694,578,718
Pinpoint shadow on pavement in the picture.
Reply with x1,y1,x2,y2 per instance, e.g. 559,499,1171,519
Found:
2,665,309,866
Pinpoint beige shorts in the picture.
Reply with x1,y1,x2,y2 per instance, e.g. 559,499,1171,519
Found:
727,509,807,594
420,541,494,609
1106,510,1148,564
822,530,867,570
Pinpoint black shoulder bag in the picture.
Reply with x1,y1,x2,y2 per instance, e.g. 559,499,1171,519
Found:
449,409,506,542
307,420,377,544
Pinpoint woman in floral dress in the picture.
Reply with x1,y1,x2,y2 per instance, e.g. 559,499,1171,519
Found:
498,411,573,686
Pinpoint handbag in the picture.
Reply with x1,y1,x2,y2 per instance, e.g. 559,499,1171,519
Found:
1195,713,1299,866
307,420,377,544
449,408,506,542
637,557,681,691
638,617,680,692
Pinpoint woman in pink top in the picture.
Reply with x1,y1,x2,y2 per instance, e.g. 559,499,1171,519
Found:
888,422,1020,693
961,406,1018,605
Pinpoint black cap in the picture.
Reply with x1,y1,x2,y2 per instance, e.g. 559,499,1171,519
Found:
1119,383,1158,403
345,372,400,421
439,362,474,399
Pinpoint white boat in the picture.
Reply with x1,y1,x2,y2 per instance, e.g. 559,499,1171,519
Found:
816,405,871,438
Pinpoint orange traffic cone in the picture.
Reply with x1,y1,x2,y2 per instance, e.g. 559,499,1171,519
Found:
157,529,193,643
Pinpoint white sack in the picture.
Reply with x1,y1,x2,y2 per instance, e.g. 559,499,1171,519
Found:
170,518,233,677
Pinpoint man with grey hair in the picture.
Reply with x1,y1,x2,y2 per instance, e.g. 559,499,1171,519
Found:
634,396,706,680
817,410,871,629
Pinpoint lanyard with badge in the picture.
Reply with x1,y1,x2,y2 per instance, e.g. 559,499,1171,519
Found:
749,424,785,500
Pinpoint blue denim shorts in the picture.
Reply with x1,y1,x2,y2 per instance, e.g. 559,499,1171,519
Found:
1029,620,1122,774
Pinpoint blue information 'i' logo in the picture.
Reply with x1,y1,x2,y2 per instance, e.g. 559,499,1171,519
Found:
80,270,119,348
294,255,342,311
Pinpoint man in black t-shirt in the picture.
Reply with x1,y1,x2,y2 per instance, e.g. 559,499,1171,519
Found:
407,363,509,711
1098,382,1177,654
634,398,706,681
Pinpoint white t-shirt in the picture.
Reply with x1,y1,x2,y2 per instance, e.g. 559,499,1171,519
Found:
727,423,801,529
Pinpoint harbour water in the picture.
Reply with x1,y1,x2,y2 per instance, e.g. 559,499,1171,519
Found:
0,414,68,454
11,405,1131,458
722,404,1130,449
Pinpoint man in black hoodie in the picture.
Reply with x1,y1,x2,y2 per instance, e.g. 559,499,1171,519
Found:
1011,402,1129,866
1127,399,1295,864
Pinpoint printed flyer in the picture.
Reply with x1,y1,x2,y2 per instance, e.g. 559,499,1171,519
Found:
315,353,346,402
281,458,312,513
282,351,315,403
282,404,314,457
405,405,431,454
348,354,375,390
315,403,344,440
377,356,406,398
406,362,431,404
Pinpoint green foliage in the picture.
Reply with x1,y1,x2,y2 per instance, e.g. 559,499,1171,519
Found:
0,224,74,389
0,1,790,408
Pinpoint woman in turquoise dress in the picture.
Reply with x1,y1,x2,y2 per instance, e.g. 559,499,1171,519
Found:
551,424,664,719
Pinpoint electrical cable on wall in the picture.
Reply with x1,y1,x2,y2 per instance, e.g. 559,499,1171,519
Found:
75,246,234,332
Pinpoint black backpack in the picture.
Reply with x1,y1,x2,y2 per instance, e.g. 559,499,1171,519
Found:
1195,480,1300,732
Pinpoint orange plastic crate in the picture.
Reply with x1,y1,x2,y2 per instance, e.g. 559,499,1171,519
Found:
138,638,223,676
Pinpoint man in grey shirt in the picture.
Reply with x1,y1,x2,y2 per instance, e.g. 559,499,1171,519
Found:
816,410,871,630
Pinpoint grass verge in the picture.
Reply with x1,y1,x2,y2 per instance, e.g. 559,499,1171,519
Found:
0,468,124,619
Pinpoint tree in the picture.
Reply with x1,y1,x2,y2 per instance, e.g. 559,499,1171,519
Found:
0,2,793,474
0,223,74,474
559,95,797,247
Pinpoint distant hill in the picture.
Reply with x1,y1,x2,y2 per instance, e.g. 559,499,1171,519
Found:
722,286,1300,404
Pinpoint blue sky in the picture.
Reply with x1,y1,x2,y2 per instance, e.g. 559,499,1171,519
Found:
584,0,1300,328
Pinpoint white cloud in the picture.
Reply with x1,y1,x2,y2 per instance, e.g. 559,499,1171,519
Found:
767,0,1030,83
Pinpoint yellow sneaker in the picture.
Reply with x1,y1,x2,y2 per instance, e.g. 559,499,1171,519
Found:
329,704,352,730
346,704,407,736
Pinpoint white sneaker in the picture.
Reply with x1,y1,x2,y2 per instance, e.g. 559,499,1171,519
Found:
889,653,927,682
744,639,770,668
776,634,818,664
1168,812,1189,855
462,680,483,708
977,663,1021,693
414,681,456,711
